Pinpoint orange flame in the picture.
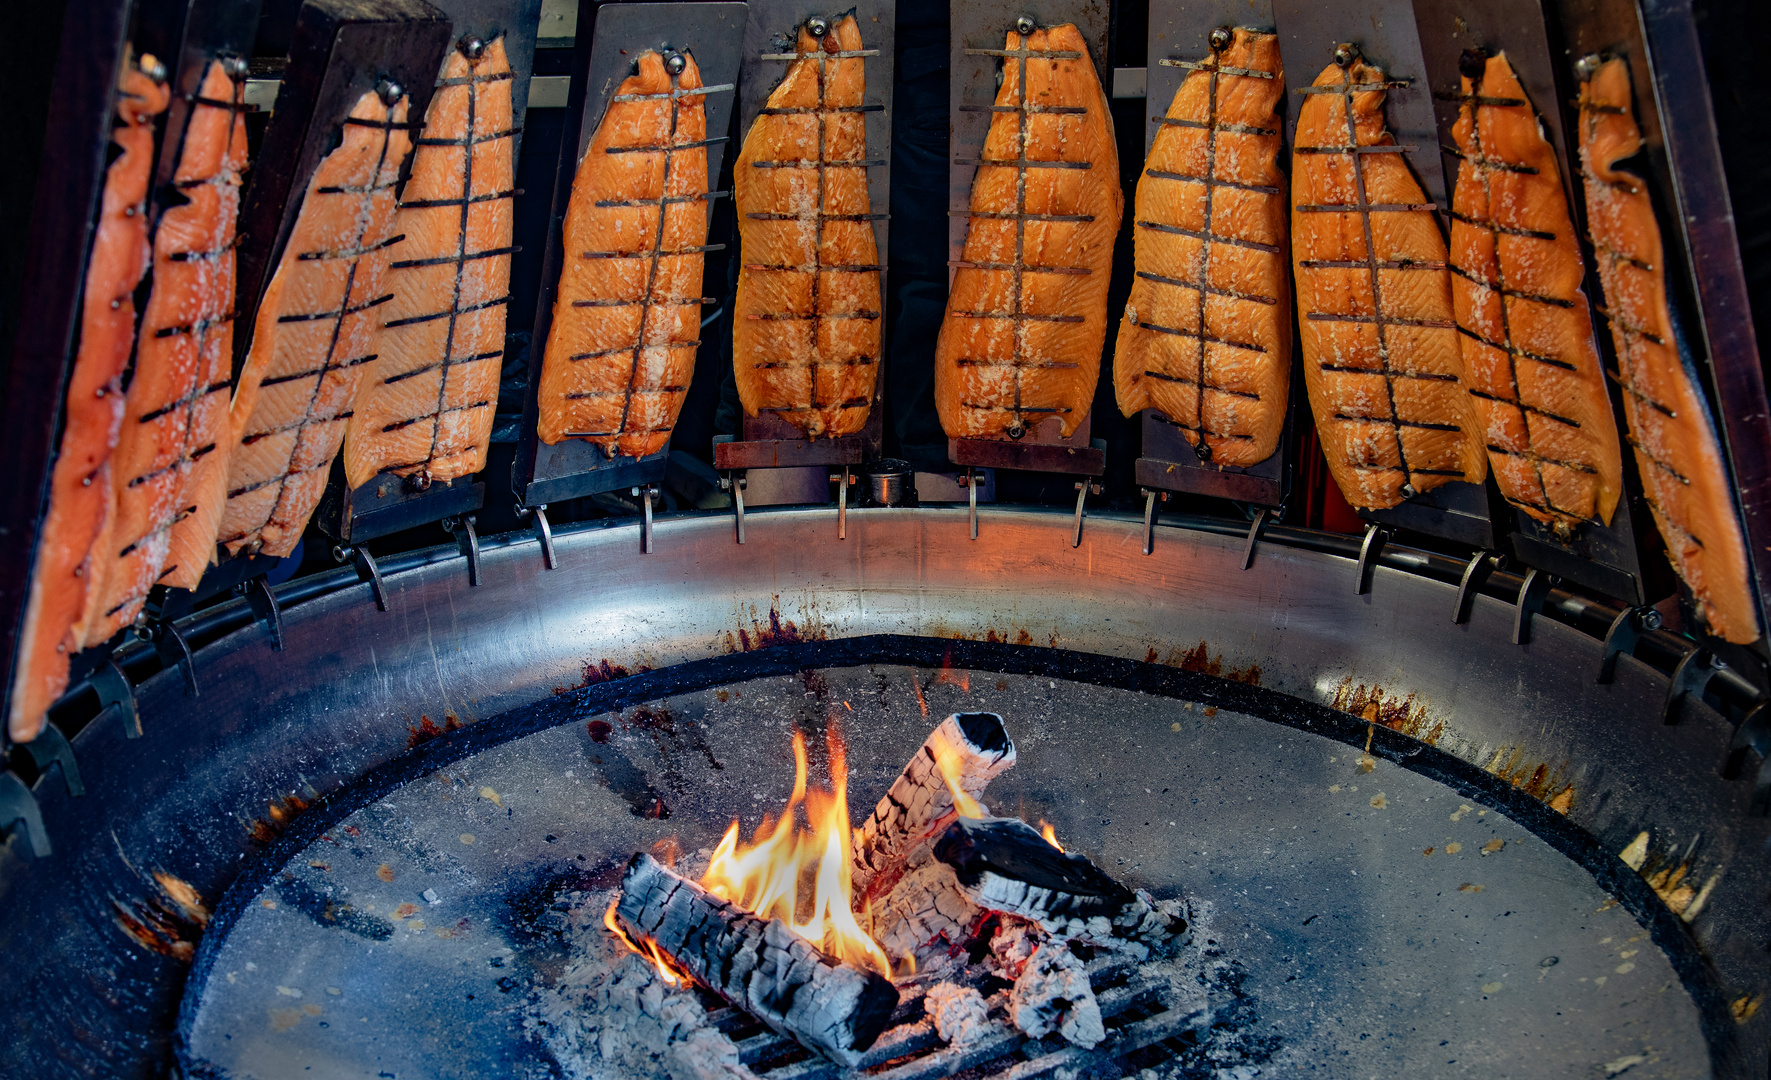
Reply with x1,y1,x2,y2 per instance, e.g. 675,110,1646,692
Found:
700,730,892,978
605,896,690,987
1039,820,1064,853
931,728,986,819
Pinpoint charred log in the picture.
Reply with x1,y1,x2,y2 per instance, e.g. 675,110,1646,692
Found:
1010,942,1104,1048
853,712,1017,903
874,860,984,969
612,853,900,1066
932,817,1186,950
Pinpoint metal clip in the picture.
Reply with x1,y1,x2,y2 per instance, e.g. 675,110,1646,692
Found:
1453,550,1499,624
21,722,83,798
633,486,659,553
341,545,389,611
831,467,854,540
238,575,284,651
152,621,198,697
1071,480,1101,548
1663,648,1719,726
1355,524,1388,594
0,771,51,857
90,659,140,739
720,475,747,544
445,517,481,586
1242,507,1271,570
1597,606,1661,683
1141,489,1167,555
967,469,980,540
1511,568,1553,645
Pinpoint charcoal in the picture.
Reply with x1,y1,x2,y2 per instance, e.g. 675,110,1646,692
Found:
924,982,993,1044
612,854,900,1066
1010,942,1104,1048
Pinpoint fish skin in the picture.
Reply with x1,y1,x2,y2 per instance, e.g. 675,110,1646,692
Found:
733,15,882,438
1449,51,1622,531
1579,58,1759,643
222,90,412,558
1292,55,1487,511
344,38,514,487
936,24,1122,441
1113,28,1289,467
84,60,249,645
10,58,168,741
536,49,709,458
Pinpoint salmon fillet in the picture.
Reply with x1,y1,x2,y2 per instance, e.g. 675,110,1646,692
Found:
732,15,882,438
343,38,515,487
221,88,412,557
535,49,711,457
1292,52,1487,510
1113,27,1289,467
1448,50,1622,533
84,59,249,643
1579,58,1758,642
9,56,168,741
936,23,1122,441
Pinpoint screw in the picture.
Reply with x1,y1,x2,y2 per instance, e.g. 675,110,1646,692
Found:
1575,53,1602,81
1209,26,1232,52
1006,422,1026,440
1193,439,1213,464
1400,483,1417,498
332,545,352,564
222,55,250,81
461,36,488,60
806,16,829,37
665,51,686,75
1015,15,1036,35
377,78,404,106
143,56,168,84
404,469,432,494
1333,43,1358,68
1638,607,1664,631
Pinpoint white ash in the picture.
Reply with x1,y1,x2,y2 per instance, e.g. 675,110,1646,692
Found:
1010,941,1104,1049
874,860,981,973
987,915,1044,979
530,889,756,1080
924,981,992,1044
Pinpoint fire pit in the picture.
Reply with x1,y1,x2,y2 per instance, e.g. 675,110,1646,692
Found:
175,659,1711,1078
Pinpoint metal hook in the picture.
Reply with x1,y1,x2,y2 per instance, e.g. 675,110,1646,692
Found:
633,486,659,553
1663,648,1720,726
832,467,853,540
152,621,199,698
340,546,389,611
1355,524,1387,594
240,576,284,651
1242,507,1271,571
533,505,557,569
720,474,746,544
90,659,140,739
1071,480,1100,549
1141,489,1167,556
21,723,83,798
1511,568,1553,645
1453,550,1499,624
0,772,51,857
1596,605,1661,683
967,469,980,540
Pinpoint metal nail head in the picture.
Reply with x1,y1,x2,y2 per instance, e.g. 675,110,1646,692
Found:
1192,439,1212,464
143,56,168,84
665,51,687,75
1333,43,1358,69
1209,27,1232,52
1015,15,1036,35
1575,53,1602,81
807,16,829,37
222,55,250,81
377,78,404,106
461,36,488,60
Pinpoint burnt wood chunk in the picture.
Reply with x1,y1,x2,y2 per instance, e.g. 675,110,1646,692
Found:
612,853,900,1066
854,712,1017,902
933,817,1185,948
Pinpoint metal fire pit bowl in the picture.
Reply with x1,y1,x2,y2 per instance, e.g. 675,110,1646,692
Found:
0,508,1765,1078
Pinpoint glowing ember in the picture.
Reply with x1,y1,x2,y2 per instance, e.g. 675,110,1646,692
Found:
699,731,892,977
605,896,690,986
1039,821,1064,853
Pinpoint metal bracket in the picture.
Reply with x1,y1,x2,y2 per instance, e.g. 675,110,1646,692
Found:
0,771,51,857
967,469,980,540
831,467,855,540
1071,480,1101,548
1663,648,1720,726
1355,525,1388,595
1512,568,1554,646
633,486,659,554
445,517,482,586
239,576,284,652
1597,606,1662,684
719,475,747,544
1141,489,1169,556
1453,550,1499,624
152,621,199,698
20,722,83,798
528,505,557,570
90,660,140,739
1242,507,1271,571
341,546,389,612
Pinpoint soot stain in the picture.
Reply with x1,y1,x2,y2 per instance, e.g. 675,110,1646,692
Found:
582,727,671,819
274,876,394,941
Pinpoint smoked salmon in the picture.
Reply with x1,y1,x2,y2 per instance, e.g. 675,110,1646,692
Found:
536,48,712,457
84,58,249,644
344,37,516,487
1448,50,1622,534
733,15,882,439
936,23,1121,441
9,55,168,742
1578,57,1759,642
221,87,412,557
1113,27,1288,467
1292,49,1487,510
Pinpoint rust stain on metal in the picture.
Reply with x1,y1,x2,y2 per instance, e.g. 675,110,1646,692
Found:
113,872,209,961
1330,678,1443,745
1482,744,1576,815
248,792,313,845
1733,993,1763,1024
406,714,463,748
1152,642,1262,684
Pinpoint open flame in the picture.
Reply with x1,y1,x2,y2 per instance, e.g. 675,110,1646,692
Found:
1039,820,1064,852
931,729,986,819
605,896,690,987
699,730,892,978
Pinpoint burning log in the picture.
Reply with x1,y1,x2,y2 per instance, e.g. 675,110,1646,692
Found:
933,817,1186,951
853,712,1017,903
874,860,983,967
611,853,900,1066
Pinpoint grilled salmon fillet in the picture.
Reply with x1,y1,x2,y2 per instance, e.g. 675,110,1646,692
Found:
1113,27,1288,467
1579,58,1758,642
936,23,1122,441
733,15,882,438
10,56,168,741
344,38,515,487
84,59,249,643
1448,50,1622,532
222,89,412,557
1292,51,1486,510
536,49,711,457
